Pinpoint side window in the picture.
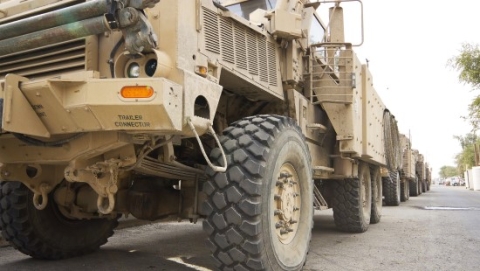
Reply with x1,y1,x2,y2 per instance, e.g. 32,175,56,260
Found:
309,16,325,45
222,0,278,20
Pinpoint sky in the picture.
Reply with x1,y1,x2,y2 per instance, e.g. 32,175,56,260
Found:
319,0,480,177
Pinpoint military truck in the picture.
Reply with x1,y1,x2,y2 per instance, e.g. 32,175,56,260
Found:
0,0,403,269
399,134,430,199
425,163,432,191
382,114,402,206
416,153,428,193
399,134,415,200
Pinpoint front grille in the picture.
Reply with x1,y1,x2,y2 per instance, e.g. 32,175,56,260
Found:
0,39,86,80
0,0,87,80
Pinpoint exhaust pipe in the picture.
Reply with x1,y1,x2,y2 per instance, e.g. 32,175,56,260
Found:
0,0,110,40
0,0,160,56
0,16,110,56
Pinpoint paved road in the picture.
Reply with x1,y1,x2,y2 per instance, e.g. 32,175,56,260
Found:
1,185,480,271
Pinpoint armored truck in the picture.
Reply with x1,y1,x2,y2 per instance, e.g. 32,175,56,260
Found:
399,134,430,200
0,0,403,269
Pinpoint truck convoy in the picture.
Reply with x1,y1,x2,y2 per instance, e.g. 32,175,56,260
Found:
0,0,429,270
399,134,431,198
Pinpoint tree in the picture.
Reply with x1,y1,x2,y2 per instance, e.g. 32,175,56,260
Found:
448,43,480,89
438,165,458,179
448,43,480,130
454,133,478,171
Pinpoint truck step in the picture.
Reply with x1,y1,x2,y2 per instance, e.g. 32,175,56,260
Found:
306,123,327,133
313,166,334,173
312,166,334,179
313,183,329,210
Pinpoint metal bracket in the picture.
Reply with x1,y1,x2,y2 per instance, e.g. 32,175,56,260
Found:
3,74,50,138
64,158,133,214
187,118,227,172
313,184,328,210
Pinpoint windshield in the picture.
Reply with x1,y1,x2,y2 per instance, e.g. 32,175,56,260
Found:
310,15,325,45
222,0,277,19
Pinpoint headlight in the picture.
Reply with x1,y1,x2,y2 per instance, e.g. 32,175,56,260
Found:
145,59,157,77
114,50,172,78
127,62,140,78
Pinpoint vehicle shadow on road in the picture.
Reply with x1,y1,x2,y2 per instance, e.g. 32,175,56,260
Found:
0,222,214,271
312,210,337,233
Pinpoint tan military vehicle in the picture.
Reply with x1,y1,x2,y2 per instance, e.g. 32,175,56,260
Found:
399,134,429,200
0,0,402,269
382,114,402,206
416,153,427,193
416,154,432,192
425,163,432,191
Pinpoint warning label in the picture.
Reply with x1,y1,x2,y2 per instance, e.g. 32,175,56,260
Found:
115,115,150,128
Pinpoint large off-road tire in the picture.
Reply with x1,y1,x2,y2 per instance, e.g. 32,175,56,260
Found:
370,167,382,224
203,115,313,271
427,182,430,191
421,180,427,193
332,162,372,233
410,179,419,197
400,180,409,202
383,171,400,206
0,181,118,259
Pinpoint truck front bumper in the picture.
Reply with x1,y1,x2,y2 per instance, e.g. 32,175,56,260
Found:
1,71,185,138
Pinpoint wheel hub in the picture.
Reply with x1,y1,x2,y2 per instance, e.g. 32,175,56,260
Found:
273,164,301,244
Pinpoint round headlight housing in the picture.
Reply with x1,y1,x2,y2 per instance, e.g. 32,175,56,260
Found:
127,62,140,78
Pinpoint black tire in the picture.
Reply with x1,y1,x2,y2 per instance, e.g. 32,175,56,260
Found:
332,162,371,233
370,167,382,224
427,182,430,191
202,115,313,271
383,171,400,206
400,180,409,202
417,179,423,195
421,180,426,193
410,179,419,197
0,181,118,259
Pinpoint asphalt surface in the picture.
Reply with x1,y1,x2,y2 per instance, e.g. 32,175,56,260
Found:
1,185,479,271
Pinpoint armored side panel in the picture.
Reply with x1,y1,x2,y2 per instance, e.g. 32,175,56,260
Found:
416,153,426,180
361,64,386,165
399,134,415,179
310,49,387,165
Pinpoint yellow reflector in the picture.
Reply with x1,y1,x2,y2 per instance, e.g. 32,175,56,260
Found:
121,86,154,98
195,65,208,77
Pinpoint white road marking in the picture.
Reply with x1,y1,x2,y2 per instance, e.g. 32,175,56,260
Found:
167,257,212,271
424,206,473,210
